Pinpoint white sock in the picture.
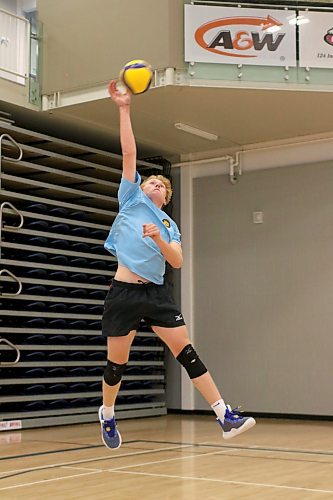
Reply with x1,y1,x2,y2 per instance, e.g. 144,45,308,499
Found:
103,405,115,420
211,399,227,422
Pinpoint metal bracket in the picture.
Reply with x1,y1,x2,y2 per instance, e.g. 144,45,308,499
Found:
0,202,24,262
154,68,187,88
0,337,20,366
229,152,242,185
0,134,23,162
42,91,61,111
0,269,23,296
0,201,24,230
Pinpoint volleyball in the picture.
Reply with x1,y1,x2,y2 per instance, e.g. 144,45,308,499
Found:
120,60,153,95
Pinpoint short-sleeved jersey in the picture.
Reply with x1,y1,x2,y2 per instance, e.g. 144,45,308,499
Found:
104,172,181,284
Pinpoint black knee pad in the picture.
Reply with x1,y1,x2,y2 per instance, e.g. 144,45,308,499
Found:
176,344,207,379
104,359,126,386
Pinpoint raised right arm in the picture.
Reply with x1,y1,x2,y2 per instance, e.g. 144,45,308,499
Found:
119,106,136,182
108,80,136,183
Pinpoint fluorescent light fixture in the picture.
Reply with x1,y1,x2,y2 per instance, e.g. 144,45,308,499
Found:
174,123,219,141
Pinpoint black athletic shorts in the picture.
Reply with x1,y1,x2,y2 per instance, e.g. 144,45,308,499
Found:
102,279,186,337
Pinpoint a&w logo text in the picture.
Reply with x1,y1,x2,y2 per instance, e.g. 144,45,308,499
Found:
195,15,286,59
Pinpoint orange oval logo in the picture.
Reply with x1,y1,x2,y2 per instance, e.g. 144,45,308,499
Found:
195,15,283,58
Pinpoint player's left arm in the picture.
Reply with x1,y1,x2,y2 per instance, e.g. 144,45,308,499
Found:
142,224,183,269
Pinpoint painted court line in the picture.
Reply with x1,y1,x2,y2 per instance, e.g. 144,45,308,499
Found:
1,443,331,494
112,470,333,495
109,448,234,471
198,441,333,457
0,470,102,492
0,440,140,462
138,439,333,457
61,448,235,474
0,444,105,462
61,466,104,472
0,444,192,480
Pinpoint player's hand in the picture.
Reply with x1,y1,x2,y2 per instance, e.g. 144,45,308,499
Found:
108,80,131,107
142,223,161,241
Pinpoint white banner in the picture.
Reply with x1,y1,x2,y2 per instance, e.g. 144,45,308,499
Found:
185,5,297,67
0,420,22,431
299,11,333,68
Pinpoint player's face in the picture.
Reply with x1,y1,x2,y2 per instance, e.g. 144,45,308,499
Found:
142,178,167,206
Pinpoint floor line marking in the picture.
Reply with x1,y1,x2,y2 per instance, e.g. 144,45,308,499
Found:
137,439,333,457
0,444,104,462
0,444,192,478
0,470,102,491
61,466,104,472
60,449,235,473
108,448,234,471
111,470,333,495
61,449,234,474
0,440,140,462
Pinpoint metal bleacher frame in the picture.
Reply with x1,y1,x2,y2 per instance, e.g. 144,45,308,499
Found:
0,121,167,429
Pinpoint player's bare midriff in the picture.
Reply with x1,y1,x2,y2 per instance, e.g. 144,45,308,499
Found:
114,264,150,284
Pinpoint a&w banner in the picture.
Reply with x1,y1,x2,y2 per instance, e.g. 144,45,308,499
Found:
185,4,297,66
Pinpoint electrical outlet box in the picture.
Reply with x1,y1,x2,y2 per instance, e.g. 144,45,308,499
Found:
253,211,264,224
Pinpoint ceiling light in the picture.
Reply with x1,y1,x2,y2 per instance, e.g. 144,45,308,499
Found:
174,123,219,141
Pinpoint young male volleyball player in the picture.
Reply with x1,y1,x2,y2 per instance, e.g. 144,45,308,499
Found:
99,80,256,449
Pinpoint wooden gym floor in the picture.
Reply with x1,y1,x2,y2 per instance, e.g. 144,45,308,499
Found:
0,415,332,499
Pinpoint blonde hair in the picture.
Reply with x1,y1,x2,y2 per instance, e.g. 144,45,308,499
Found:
141,175,173,205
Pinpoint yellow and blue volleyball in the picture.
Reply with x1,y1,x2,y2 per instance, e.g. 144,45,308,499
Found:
120,60,153,95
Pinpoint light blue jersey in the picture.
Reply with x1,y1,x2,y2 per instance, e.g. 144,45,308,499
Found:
104,172,181,284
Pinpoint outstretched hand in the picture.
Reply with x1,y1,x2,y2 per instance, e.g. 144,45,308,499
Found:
108,80,131,107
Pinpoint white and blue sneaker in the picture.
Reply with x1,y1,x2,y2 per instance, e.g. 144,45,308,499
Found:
217,405,256,440
98,406,122,449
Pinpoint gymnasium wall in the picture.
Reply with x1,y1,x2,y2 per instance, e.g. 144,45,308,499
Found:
192,161,333,416
37,0,185,94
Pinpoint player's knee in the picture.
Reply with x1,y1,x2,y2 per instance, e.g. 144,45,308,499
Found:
176,344,207,379
104,359,127,386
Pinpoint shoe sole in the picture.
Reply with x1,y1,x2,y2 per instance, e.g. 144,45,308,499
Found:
223,417,256,440
98,406,122,450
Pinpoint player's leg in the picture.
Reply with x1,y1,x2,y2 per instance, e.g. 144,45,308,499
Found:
99,330,136,449
103,331,136,406
152,324,256,439
152,325,221,404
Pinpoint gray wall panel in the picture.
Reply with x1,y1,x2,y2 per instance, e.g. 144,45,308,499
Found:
193,163,333,415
